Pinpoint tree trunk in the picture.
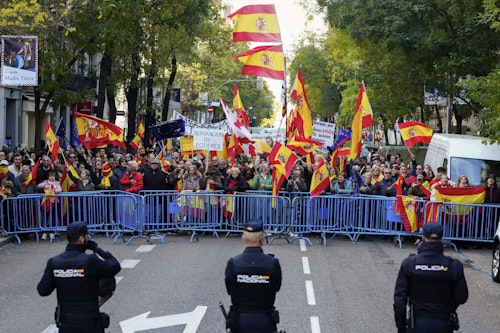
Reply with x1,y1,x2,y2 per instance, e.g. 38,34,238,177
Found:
97,51,112,119
453,105,463,134
161,56,177,121
144,61,156,148
125,52,141,151
434,105,443,133
107,87,117,124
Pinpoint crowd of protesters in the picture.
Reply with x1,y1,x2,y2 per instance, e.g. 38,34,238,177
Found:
1,142,500,203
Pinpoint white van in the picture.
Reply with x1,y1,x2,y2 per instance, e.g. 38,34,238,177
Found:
424,133,500,185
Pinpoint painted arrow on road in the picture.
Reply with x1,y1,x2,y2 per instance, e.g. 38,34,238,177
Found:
120,305,207,333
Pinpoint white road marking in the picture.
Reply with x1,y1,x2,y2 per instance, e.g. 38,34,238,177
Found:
299,239,307,252
121,259,141,269
310,316,321,333
41,324,58,333
136,245,156,252
115,276,123,284
302,257,311,275
305,280,316,305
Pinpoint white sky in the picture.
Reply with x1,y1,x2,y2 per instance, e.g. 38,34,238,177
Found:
225,0,327,127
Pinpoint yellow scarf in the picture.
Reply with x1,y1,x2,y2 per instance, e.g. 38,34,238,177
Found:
101,170,113,188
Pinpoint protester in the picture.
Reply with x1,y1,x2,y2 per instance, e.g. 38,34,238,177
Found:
119,161,143,193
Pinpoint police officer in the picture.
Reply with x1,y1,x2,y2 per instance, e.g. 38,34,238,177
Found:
37,222,121,333
393,223,468,333
224,219,282,333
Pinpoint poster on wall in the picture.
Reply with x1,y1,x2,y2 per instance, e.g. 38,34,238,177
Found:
1,35,38,86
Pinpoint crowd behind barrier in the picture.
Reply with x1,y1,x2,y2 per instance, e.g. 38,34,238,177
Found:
1,191,498,247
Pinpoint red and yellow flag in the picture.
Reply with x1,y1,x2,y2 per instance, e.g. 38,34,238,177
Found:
129,134,143,152
137,121,145,139
233,83,250,128
233,45,285,81
348,84,364,161
228,4,281,43
358,82,374,128
310,159,330,196
269,142,297,178
435,187,486,204
45,121,61,162
289,68,313,139
23,160,40,187
397,195,418,233
398,121,433,147
286,135,323,157
74,112,125,149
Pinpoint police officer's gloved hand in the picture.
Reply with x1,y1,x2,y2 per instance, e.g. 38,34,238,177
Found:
86,240,98,251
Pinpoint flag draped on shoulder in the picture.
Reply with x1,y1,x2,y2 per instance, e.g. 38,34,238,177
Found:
310,159,329,196
228,4,281,43
233,84,250,128
358,82,374,128
233,45,285,81
397,195,418,233
45,121,60,161
289,68,313,139
398,121,433,147
74,112,125,149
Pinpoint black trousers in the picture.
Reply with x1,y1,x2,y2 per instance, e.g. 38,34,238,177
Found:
407,316,452,333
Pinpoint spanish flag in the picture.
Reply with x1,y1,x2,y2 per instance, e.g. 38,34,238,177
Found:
398,121,433,147
45,121,61,162
348,83,364,161
434,187,486,224
358,82,374,128
233,83,249,128
137,121,145,138
129,134,143,152
74,112,125,149
397,195,418,233
228,4,281,43
286,135,323,157
289,68,313,138
310,159,330,196
269,142,297,178
233,45,285,81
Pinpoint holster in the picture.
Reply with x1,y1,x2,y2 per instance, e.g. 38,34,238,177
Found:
227,306,239,333
271,309,280,324
100,312,110,328
449,312,459,331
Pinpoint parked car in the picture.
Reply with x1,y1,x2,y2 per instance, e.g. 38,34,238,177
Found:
493,219,500,282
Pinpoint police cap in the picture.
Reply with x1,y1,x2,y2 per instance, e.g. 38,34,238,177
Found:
66,221,88,238
244,219,263,233
422,223,443,239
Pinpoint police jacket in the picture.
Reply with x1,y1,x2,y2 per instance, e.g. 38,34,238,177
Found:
225,247,282,313
37,243,121,314
393,242,468,329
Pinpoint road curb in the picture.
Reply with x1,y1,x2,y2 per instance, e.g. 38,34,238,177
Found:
0,236,14,247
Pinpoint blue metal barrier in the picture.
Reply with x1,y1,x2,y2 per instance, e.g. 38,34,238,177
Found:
1,191,498,247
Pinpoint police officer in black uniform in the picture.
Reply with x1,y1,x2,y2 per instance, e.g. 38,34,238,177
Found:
393,223,468,333
224,219,282,333
37,222,121,333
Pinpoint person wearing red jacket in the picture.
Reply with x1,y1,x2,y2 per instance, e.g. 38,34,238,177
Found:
119,160,143,193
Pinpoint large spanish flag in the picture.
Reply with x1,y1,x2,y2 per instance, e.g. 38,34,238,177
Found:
398,121,433,147
74,112,125,149
310,159,330,196
45,121,61,162
434,187,486,224
397,195,418,233
289,68,313,138
358,82,374,128
228,4,281,43
233,45,285,81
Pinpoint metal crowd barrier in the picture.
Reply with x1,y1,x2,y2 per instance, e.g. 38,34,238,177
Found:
1,191,498,247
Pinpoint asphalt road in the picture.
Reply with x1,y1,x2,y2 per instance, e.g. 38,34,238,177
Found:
0,233,499,333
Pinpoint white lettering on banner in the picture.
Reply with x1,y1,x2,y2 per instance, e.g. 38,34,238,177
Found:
312,120,336,147
119,306,207,333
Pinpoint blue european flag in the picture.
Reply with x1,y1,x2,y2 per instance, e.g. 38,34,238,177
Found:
150,119,186,140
